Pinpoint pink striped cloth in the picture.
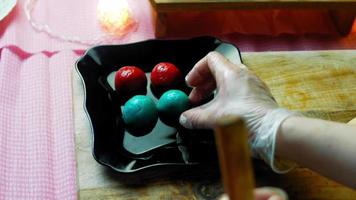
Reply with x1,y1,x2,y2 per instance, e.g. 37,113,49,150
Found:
0,46,81,199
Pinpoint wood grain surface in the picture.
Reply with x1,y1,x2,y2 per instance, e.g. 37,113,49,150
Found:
242,51,356,123
75,50,356,200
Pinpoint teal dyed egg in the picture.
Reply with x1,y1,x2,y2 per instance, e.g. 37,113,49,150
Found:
122,95,158,129
157,90,189,118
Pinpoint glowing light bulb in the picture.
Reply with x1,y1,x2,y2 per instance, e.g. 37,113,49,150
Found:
97,0,136,37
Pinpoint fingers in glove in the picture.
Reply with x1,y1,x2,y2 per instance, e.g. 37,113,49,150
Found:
186,51,241,87
218,187,287,200
189,81,216,104
186,51,248,104
179,105,215,129
254,187,288,200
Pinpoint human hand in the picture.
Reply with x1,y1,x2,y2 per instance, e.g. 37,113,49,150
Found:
179,52,300,172
348,117,356,126
219,187,288,200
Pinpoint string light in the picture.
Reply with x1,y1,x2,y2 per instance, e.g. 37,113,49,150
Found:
24,0,137,45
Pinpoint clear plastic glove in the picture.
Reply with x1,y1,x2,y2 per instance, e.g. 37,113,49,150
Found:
179,51,301,173
220,187,288,200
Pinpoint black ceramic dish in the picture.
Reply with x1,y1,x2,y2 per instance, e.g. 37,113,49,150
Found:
76,36,242,174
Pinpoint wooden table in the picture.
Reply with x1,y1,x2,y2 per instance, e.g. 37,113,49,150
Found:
74,50,356,199
150,0,356,36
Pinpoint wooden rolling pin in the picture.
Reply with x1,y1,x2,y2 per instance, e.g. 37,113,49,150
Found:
215,116,255,200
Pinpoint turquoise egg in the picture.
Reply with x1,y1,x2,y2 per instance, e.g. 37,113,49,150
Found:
157,90,189,118
122,95,158,128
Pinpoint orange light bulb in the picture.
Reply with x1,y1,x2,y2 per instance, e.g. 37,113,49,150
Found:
97,0,136,36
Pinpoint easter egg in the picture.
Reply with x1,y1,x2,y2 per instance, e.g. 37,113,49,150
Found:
150,62,182,91
122,95,158,132
157,90,189,119
115,66,147,97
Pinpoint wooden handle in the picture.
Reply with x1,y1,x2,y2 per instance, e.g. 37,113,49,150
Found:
214,116,255,200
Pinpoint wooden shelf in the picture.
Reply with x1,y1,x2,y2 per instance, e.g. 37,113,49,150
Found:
151,0,356,11
150,0,356,36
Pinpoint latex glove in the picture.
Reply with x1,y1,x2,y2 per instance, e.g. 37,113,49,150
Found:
179,51,301,173
220,187,288,200
348,117,356,126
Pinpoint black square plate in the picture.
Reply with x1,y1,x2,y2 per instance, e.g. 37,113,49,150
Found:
76,36,242,173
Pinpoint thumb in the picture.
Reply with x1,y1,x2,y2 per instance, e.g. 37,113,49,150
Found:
179,106,215,129
218,187,288,200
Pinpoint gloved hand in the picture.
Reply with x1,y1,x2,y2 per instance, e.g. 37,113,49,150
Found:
179,51,301,173
220,187,288,200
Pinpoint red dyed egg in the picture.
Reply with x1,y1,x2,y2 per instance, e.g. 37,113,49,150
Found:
115,66,147,95
150,62,182,89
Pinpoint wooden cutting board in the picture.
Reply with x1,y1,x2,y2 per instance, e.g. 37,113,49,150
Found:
74,50,356,200
243,50,356,123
